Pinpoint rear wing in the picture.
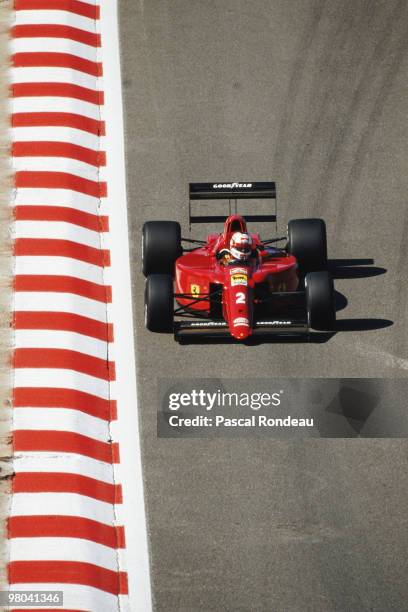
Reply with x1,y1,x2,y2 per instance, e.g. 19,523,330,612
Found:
188,181,277,228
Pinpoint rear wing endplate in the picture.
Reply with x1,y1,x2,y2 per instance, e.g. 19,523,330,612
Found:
188,181,277,228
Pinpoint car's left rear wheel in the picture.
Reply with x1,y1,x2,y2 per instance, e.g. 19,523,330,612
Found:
145,274,174,333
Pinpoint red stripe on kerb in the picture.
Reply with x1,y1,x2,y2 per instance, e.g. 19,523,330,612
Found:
12,24,101,47
15,275,112,303
12,82,104,105
13,52,102,77
13,472,123,504
11,610,84,612
15,171,107,198
14,312,113,342
9,515,125,548
14,238,110,266
15,206,109,232
13,142,106,166
14,431,120,463
9,561,128,595
13,113,105,135
13,387,117,421
14,348,116,381
15,0,100,19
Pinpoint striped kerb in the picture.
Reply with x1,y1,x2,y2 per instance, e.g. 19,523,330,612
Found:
9,1,128,609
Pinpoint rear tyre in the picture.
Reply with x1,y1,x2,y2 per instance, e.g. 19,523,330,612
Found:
145,274,174,333
305,271,335,331
287,218,327,273
142,221,182,276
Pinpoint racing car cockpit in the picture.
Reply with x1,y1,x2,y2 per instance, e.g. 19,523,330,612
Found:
214,215,286,266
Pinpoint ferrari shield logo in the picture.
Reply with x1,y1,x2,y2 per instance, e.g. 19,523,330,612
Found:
190,284,200,296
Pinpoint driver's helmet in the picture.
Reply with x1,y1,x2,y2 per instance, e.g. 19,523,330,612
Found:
230,232,253,261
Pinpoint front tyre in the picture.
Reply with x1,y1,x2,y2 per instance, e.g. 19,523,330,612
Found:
305,271,335,331
144,274,174,333
287,218,327,273
142,221,182,276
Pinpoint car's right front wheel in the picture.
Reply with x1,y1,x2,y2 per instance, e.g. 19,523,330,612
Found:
305,271,336,331
287,218,327,274
145,274,174,333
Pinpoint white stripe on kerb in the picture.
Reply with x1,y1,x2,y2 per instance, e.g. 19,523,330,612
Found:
12,66,99,90
8,583,120,612
12,96,102,120
14,369,110,400
14,292,108,321
15,257,106,285
14,454,115,483
15,10,98,32
14,219,103,248
15,329,110,360
10,538,119,571
10,493,116,524
12,37,100,62
13,407,110,441
13,127,101,151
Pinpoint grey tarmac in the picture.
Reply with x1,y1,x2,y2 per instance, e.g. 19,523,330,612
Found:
120,1,408,610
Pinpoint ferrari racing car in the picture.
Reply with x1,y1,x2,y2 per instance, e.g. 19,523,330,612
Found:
142,182,336,340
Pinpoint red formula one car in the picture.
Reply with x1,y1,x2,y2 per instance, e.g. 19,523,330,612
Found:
142,182,335,341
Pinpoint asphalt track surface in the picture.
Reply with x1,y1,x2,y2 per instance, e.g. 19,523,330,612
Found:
120,2,408,610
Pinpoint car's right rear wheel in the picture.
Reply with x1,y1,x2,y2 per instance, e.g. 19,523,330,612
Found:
305,271,336,331
144,274,174,333
142,220,182,276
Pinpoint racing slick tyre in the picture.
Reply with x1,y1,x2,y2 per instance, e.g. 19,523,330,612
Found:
287,218,327,273
145,274,174,333
142,221,182,276
305,271,336,331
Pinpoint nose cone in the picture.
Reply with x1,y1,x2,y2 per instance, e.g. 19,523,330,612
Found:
230,319,252,340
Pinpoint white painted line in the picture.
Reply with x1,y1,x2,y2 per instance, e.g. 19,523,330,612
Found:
14,407,110,440
14,368,110,399
11,493,116,524
99,1,152,609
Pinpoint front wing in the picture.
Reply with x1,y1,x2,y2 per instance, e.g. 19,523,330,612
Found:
174,317,309,340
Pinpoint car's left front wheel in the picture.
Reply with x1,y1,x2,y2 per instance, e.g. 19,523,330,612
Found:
142,221,182,276
145,274,174,333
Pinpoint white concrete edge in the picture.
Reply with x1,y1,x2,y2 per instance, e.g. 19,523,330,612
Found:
98,2,152,611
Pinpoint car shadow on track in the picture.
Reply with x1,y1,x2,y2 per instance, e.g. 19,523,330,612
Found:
328,258,387,279
331,257,393,333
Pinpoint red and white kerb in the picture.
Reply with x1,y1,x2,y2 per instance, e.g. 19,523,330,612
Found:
10,1,128,610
